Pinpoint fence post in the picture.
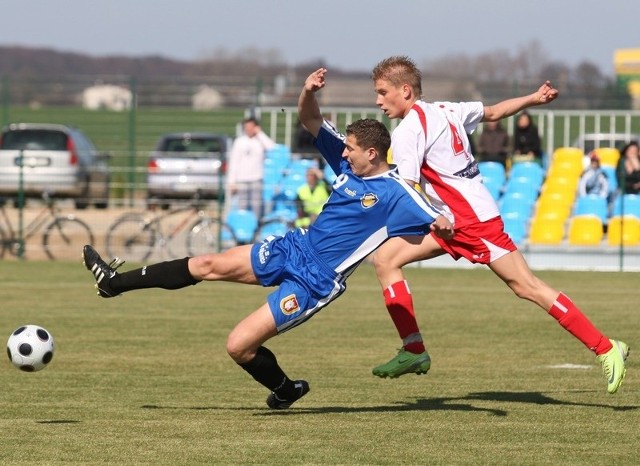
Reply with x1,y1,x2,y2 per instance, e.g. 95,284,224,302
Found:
127,75,137,207
1,75,8,127
17,149,25,259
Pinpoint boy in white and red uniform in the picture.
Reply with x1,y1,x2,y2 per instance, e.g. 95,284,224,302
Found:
370,55,629,394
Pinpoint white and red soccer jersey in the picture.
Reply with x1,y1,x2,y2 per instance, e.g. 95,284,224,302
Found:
391,100,500,228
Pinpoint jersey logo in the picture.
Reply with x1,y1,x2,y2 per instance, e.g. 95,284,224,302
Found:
280,294,300,315
361,193,379,208
449,122,466,156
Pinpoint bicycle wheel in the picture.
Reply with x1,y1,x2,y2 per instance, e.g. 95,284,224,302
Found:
106,214,155,263
187,217,237,256
42,216,94,260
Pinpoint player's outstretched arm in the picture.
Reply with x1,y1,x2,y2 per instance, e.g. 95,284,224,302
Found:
483,80,559,122
298,68,327,138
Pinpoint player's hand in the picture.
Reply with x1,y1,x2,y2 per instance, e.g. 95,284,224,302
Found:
305,68,327,93
535,81,558,105
431,215,454,240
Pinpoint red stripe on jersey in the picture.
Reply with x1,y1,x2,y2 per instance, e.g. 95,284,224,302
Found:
412,104,481,226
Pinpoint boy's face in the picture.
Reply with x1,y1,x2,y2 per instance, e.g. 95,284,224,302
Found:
374,78,407,119
343,134,375,176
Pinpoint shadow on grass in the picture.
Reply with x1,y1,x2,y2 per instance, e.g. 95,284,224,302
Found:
141,390,638,416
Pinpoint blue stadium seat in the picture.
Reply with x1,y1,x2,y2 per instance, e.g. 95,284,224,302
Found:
574,194,609,223
225,209,258,244
509,161,545,187
502,216,527,244
478,161,506,186
499,191,534,221
612,194,640,218
502,177,540,204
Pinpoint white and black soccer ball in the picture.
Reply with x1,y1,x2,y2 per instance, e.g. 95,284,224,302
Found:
6,325,55,372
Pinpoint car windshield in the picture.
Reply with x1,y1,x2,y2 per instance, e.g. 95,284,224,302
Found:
1,129,68,151
159,137,223,155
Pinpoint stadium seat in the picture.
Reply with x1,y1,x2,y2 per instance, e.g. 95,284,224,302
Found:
534,204,571,223
502,216,527,244
568,215,604,246
607,215,640,246
225,209,258,244
552,147,584,167
478,161,506,185
537,189,576,213
280,173,306,201
528,218,565,245
612,194,640,218
324,163,338,184
601,166,618,196
499,192,534,221
573,195,609,223
547,161,583,181
593,147,621,168
266,145,292,173
502,176,540,202
509,161,545,187
287,158,318,178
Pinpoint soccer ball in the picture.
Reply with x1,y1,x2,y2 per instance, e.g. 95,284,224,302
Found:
6,325,55,372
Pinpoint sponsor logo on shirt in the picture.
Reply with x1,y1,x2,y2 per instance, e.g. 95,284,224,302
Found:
361,193,379,208
280,294,300,315
453,161,480,179
258,240,271,264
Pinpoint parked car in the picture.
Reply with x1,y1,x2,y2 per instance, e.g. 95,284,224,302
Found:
0,123,110,209
146,132,230,208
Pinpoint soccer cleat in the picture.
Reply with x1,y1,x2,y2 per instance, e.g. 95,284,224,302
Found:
372,348,431,378
596,339,629,394
82,244,125,298
266,380,310,409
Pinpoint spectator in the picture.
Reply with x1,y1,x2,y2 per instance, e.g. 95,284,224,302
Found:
294,168,330,227
617,141,640,195
578,152,609,198
513,111,542,165
226,117,276,219
477,121,511,168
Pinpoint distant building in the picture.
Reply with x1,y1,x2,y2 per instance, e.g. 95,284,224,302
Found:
192,85,225,110
614,48,640,109
82,84,132,111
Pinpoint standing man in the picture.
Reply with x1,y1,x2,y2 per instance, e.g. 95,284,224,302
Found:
369,56,628,394
82,68,453,409
226,117,276,219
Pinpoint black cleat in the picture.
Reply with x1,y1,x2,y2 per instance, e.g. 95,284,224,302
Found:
266,380,310,409
82,245,125,298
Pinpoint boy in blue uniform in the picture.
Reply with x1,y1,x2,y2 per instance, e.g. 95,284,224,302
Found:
82,68,453,409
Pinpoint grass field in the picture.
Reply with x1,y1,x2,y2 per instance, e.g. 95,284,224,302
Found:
0,262,638,465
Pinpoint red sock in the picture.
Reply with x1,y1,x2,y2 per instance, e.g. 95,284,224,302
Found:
548,293,612,355
383,280,426,354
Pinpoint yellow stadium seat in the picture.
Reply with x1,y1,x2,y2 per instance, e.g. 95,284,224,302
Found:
529,218,565,245
568,215,604,246
593,147,621,168
607,215,640,246
534,199,571,222
537,188,576,212
552,147,584,166
547,160,583,180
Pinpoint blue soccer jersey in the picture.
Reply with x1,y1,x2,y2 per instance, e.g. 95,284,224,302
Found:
307,121,442,276
251,120,442,333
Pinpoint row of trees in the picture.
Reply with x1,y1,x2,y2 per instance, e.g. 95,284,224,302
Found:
0,41,630,109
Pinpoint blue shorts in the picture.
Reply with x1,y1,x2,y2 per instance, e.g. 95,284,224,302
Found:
250,229,346,333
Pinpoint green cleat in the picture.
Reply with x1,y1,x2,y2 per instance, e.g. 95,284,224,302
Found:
596,339,629,394
372,348,431,378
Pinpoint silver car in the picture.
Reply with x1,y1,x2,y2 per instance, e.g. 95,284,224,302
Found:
0,123,110,209
146,132,229,208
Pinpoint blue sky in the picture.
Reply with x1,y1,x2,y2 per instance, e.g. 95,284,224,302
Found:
1,0,637,77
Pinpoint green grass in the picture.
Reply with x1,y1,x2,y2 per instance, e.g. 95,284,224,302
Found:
0,263,638,465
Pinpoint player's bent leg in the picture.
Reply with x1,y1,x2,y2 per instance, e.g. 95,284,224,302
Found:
227,303,278,363
229,304,310,409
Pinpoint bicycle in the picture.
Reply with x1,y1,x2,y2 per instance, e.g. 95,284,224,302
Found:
0,193,94,260
105,196,236,263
